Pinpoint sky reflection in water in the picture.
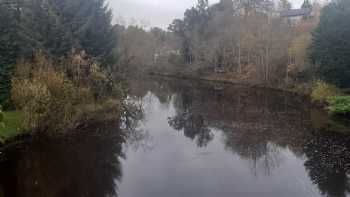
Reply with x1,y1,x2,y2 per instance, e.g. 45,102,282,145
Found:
1,78,350,197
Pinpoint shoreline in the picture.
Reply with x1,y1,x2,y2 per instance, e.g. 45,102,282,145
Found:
148,72,309,96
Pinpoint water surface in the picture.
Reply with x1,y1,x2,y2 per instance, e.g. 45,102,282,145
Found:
1,77,350,197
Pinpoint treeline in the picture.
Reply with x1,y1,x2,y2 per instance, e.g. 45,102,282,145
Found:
166,0,320,85
113,25,179,76
0,0,123,132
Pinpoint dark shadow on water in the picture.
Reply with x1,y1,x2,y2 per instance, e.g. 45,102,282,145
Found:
0,123,125,197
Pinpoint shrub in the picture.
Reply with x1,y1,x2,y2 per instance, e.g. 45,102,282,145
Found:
327,96,350,115
311,80,341,102
11,69,80,131
11,53,123,133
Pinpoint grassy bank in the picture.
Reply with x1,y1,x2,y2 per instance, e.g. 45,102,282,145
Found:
0,111,24,143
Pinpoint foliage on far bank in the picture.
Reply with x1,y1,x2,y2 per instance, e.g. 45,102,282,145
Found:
165,0,321,85
327,96,350,116
310,81,350,117
311,80,341,103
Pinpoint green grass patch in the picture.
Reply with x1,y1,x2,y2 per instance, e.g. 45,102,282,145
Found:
0,111,24,143
327,96,350,115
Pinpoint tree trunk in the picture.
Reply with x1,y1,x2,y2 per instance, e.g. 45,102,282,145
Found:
238,42,241,74
265,45,269,82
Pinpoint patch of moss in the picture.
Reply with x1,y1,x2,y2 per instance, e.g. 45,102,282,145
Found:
0,111,24,143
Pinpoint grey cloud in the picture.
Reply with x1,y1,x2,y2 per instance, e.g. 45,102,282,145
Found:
108,0,307,29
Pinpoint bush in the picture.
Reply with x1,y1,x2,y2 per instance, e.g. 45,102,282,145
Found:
11,69,80,131
327,96,350,115
311,80,341,102
11,53,124,133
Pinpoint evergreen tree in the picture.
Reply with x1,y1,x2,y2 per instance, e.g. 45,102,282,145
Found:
301,0,312,9
18,0,117,66
310,0,350,88
0,2,18,105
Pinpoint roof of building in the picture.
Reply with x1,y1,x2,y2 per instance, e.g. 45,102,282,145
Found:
280,8,312,18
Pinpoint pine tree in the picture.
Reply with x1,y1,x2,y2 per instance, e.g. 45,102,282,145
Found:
301,0,312,9
310,0,350,88
0,1,18,105
18,0,117,66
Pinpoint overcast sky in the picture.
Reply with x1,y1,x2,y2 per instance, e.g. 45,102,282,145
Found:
108,0,306,29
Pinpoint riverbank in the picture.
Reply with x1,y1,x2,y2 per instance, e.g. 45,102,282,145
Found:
149,72,350,132
0,109,123,147
149,71,306,95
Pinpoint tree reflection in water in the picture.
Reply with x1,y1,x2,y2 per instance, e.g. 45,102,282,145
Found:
168,112,213,148
130,77,350,197
158,78,312,176
0,122,125,197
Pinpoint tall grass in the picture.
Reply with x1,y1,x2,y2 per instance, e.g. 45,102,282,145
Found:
10,52,123,133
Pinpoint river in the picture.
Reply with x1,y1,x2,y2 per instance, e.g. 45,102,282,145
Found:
0,77,349,197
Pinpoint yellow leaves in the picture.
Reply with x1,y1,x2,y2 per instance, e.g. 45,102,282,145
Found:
11,77,52,129
11,62,82,130
311,80,341,103
288,33,312,70
10,51,124,132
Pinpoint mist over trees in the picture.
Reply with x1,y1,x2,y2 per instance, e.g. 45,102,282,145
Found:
165,0,324,85
113,24,179,76
167,0,290,84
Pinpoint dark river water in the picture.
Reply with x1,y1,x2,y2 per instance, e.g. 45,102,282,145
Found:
0,77,350,197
